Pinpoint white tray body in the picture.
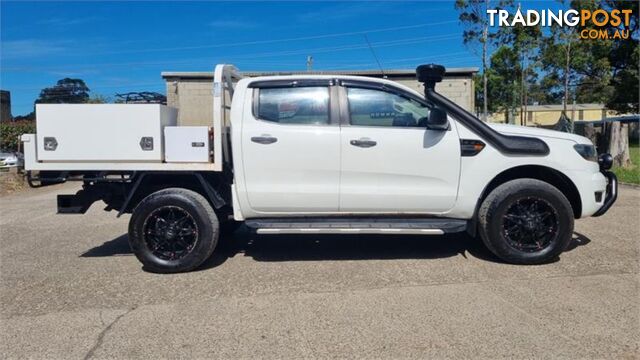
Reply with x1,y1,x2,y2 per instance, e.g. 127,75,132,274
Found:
36,104,177,162
164,126,211,163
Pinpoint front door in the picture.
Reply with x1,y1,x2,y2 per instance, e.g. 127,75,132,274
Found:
339,84,461,213
241,84,340,213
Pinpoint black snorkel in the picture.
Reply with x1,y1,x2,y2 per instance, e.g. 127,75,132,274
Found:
416,64,550,156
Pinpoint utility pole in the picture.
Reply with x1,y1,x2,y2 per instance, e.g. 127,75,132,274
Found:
306,56,313,72
561,27,572,118
481,0,490,122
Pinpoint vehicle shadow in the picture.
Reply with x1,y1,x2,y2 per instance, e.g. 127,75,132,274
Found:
81,227,593,270
81,234,131,257
566,231,591,252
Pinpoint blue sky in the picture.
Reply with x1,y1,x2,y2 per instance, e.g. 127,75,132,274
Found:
1,1,558,116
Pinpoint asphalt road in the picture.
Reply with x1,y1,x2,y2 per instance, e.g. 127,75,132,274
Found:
1,182,638,359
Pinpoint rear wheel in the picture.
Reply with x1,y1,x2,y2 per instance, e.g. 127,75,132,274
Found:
478,179,574,264
128,188,219,273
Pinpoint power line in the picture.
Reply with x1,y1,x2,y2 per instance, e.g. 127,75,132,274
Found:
3,34,461,73
6,53,474,91
221,34,461,61
320,52,470,70
87,20,460,55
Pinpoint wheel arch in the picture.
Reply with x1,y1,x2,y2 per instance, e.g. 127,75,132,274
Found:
476,165,582,220
120,172,229,216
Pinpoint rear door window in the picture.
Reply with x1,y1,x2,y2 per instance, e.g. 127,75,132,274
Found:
257,87,329,125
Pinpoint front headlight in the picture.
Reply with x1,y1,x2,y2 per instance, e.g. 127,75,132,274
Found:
573,144,597,162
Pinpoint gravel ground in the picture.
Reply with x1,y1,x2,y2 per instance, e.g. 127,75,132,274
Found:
1,182,638,359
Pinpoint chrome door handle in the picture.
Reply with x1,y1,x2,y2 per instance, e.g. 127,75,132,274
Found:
350,139,377,148
251,135,278,145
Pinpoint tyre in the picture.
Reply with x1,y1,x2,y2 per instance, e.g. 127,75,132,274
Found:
128,188,219,273
478,179,574,264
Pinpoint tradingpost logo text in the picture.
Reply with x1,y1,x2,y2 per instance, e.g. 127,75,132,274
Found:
488,8,634,40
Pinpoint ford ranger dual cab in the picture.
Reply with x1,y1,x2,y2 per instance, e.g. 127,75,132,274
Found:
21,64,618,273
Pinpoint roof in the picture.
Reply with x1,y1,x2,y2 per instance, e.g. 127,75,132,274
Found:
161,67,479,80
525,103,607,111
581,115,639,124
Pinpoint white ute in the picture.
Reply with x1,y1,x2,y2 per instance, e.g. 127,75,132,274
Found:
22,64,618,273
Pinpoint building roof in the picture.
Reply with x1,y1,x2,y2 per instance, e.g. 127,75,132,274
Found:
525,103,606,111
161,67,479,80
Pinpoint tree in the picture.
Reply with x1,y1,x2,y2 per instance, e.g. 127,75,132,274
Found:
0,121,35,150
539,15,577,115
455,0,513,121
486,46,521,123
603,0,639,114
540,0,614,118
36,78,90,104
494,6,542,125
13,112,35,122
86,94,110,104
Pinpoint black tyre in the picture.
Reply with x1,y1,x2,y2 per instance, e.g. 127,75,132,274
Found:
128,188,219,273
478,179,574,264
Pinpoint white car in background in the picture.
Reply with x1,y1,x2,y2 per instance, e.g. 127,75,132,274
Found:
0,151,24,169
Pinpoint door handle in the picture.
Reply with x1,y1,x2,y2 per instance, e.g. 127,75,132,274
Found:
350,139,377,148
251,135,278,145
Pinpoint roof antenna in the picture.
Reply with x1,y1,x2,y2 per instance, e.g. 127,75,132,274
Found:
306,55,313,71
364,34,386,79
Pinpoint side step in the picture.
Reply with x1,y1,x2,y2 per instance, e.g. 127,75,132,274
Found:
244,217,468,235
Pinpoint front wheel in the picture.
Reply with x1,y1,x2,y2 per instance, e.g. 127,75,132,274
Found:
128,188,219,273
478,179,574,264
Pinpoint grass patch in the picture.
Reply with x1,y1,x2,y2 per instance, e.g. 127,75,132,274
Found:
612,142,640,184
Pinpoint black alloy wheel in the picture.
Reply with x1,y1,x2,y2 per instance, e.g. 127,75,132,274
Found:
501,197,559,252
478,178,574,265
143,206,199,261
128,188,219,273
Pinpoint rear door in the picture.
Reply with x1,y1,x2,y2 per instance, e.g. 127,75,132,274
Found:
338,82,461,213
240,80,341,213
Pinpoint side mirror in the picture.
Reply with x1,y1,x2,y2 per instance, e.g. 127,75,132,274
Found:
426,107,449,130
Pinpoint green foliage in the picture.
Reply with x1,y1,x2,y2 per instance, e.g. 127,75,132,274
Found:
493,9,543,123
487,46,520,115
466,0,638,119
0,121,36,151
13,112,35,122
613,142,640,184
538,0,636,112
539,1,591,108
86,94,111,104
607,45,639,114
604,0,639,114
36,78,90,104
454,0,513,49
455,0,514,119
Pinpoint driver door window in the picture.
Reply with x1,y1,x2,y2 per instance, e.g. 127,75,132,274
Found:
346,87,430,127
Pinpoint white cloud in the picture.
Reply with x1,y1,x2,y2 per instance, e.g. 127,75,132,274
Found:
0,39,70,59
38,16,99,26
47,69,100,77
208,19,257,29
296,3,391,23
